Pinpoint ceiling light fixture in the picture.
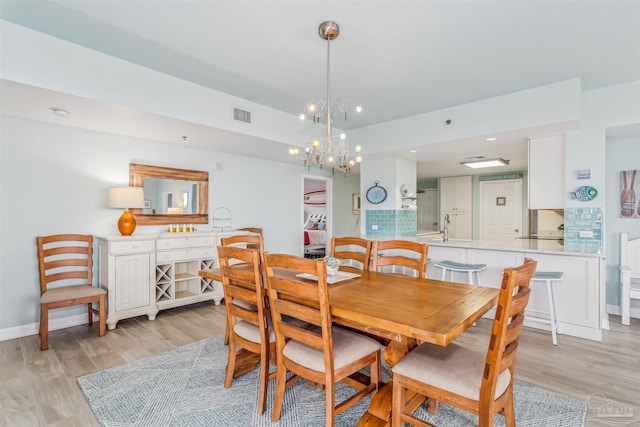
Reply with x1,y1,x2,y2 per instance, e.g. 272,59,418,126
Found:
50,107,70,117
485,137,497,141
290,21,362,175
409,149,418,153
461,158,510,169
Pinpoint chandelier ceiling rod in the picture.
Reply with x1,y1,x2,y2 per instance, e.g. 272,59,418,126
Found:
322,21,336,143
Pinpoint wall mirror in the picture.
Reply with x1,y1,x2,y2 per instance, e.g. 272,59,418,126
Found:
129,163,209,226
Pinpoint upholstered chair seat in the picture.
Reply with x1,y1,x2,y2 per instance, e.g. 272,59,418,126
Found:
283,326,382,372
392,342,511,402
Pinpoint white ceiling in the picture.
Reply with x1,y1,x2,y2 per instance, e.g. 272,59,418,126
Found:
1,1,639,180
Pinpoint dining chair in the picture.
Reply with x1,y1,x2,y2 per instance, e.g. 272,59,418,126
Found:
37,234,106,350
219,233,265,345
620,233,640,325
237,227,264,251
371,240,429,278
264,253,382,426
329,236,372,271
391,257,537,427
218,245,274,414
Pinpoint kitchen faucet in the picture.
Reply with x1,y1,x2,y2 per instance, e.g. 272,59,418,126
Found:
443,213,450,242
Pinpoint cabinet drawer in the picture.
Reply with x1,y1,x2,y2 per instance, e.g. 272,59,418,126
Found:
156,236,215,250
110,240,155,255
156,247,215,263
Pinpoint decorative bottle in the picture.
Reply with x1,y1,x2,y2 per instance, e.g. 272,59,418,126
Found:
621,170,636,217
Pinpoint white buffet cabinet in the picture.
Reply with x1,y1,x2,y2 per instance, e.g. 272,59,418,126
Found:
96,231,244,330
420,238,605,342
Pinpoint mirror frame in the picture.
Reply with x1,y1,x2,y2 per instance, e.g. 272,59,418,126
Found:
129,163,209,226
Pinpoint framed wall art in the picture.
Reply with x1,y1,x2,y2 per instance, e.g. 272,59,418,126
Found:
620,170,640,218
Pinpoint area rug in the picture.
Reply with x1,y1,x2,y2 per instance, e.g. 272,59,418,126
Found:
77,335,587,426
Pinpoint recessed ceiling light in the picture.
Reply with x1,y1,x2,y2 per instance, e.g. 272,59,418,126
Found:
461,158,510,168
485,137,497,141
49,107,70,117
409,149,418,153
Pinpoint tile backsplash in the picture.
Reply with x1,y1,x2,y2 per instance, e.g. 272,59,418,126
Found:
366,210,417,237
564,207,603,254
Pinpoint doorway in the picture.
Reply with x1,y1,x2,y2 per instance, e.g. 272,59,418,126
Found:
302,176,332,258
417,189,438,232
479,179,523,240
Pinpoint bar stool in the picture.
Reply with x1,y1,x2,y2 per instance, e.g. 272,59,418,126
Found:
528,271,563,345
434,260,487,285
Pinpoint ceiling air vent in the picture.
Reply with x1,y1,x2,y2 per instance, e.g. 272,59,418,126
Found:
233,107,251,124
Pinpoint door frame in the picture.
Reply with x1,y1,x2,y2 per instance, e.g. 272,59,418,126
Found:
301,175,333,256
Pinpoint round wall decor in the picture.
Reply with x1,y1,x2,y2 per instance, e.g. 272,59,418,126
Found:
366,182,387,204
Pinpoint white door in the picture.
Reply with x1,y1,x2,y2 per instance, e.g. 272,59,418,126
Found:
479,179,523,240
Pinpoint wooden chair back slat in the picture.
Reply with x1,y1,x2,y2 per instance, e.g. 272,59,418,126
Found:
235,227,264,251
330,237,372,271
278,321,324,350
268,276,322,302
221,234,265,261
371,240,429,278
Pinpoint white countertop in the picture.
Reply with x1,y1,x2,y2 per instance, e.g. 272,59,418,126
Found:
365,234,600,257
417,237,601,258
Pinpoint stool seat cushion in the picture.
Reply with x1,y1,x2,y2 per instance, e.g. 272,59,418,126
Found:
532,271,564,280
435,260,487,271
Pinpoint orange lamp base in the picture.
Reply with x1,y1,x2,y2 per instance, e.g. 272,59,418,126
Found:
117,209,137,236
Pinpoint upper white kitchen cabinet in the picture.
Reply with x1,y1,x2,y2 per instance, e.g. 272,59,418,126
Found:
440,176,472,212
528,135,565,209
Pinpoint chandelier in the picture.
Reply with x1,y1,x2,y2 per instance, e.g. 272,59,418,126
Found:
290,21,362,175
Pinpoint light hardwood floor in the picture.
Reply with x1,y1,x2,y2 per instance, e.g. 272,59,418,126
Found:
1,303,638,426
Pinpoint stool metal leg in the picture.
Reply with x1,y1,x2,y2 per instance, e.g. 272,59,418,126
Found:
545,279,558,345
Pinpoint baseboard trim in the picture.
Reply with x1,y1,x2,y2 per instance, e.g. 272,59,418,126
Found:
606,304,640,322
0,314,89,342
523,317,603,342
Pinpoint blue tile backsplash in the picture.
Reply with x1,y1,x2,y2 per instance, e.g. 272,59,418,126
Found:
563,207,603,254
365,210,417,237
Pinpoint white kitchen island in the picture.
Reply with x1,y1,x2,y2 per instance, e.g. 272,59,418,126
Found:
418,237,606,342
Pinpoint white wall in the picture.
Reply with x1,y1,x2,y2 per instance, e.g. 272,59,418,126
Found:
605,134,640,310
0,116,349,335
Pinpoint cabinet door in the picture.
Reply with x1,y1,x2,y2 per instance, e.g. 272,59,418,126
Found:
528,135,565,209
446,211,472,240
115,254,151,311
440,176,472,211
451,212,472,240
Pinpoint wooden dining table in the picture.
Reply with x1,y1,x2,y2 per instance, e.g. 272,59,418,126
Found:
200,265,499,426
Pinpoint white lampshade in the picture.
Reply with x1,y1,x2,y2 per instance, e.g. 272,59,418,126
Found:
108,186,145,209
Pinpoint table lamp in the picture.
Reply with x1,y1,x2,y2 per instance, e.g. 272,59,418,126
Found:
108,186,145,236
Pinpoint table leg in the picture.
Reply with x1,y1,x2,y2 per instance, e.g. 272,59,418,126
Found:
357,337,426,426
